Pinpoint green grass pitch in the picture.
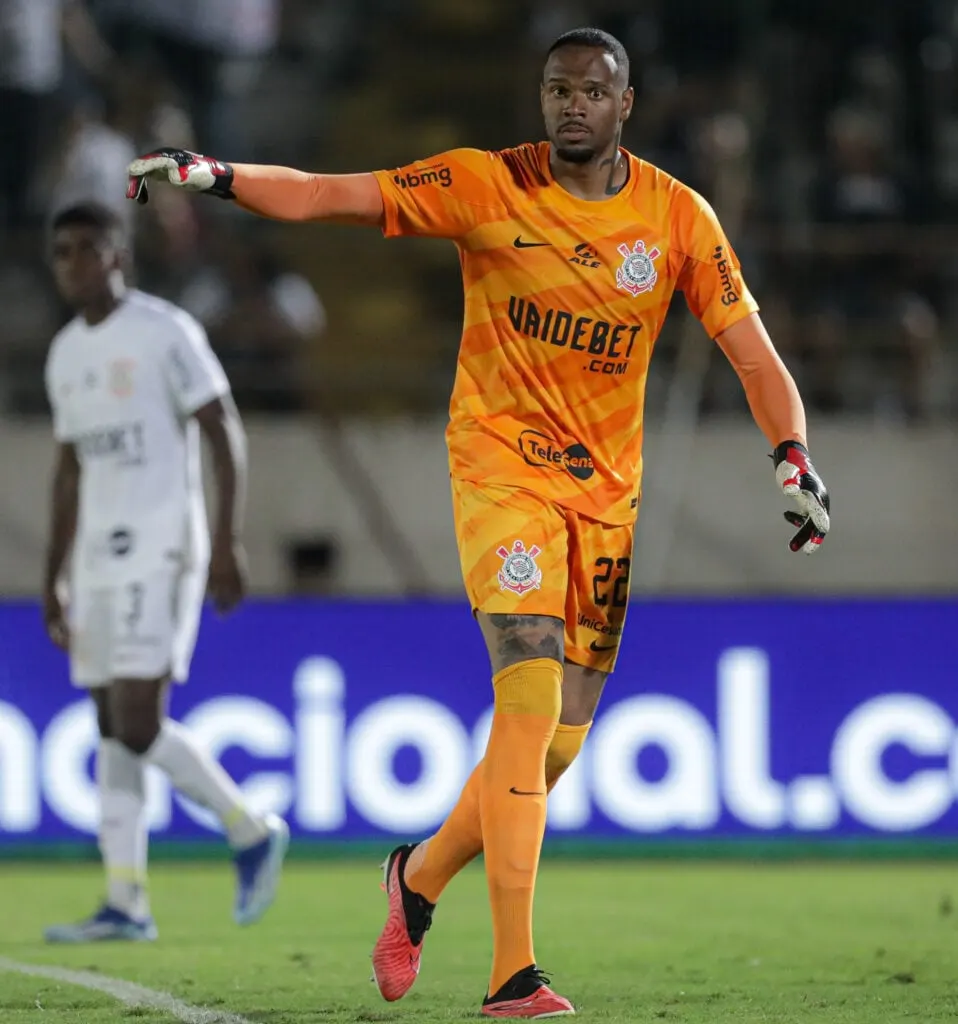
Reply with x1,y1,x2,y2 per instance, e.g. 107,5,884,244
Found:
2,860,958,1022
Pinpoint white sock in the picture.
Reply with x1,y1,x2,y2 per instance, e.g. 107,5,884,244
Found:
97,739,150,919
145,719,266,849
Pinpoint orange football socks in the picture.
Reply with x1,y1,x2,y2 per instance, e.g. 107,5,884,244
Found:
545,721,591,785
405,762,484,903
480,657,561,994
404,724,592,903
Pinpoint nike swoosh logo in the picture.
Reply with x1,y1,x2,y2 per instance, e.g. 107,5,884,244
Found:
509,787,546,796
513,237,551,248
589,640,619,652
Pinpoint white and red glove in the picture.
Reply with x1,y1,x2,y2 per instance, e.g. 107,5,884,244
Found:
126,147,235,205
772,441,831,554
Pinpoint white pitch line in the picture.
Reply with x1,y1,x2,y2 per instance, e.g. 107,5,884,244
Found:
0,956,255,1024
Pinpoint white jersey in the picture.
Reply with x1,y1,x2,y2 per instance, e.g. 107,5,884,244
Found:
45,289,230,586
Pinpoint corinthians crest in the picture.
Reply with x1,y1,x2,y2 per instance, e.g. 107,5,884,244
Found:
496,540,542,595
615,239,661,297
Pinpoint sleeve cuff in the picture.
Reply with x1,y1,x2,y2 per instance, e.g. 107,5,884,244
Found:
372,169,401,238
181,381,230,417
706,295,760,339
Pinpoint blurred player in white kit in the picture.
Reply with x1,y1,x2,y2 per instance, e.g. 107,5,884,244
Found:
41,201,288,942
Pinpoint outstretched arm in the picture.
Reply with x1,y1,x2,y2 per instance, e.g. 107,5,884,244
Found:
129,145,496,239
231,165,384,225
127,148,384,226
714,312,806,449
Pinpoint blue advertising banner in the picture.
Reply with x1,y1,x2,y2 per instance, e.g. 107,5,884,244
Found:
0,598,956,844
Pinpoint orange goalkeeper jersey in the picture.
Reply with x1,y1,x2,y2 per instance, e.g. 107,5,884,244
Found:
373,143,758,525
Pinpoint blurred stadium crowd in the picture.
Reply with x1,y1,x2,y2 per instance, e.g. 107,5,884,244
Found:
1,0,956,422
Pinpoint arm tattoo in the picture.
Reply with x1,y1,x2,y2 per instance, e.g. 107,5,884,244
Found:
485,613,564,671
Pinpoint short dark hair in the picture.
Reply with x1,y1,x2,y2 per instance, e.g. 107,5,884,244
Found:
51,201,123,237
546,27,630,87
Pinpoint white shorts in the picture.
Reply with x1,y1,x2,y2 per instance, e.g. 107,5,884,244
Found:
68,567,206,688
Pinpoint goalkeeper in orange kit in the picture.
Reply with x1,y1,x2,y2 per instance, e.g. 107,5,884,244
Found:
126,27,830,1019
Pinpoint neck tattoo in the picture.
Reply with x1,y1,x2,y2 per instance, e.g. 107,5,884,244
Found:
600,128,625,196
601,158,622,195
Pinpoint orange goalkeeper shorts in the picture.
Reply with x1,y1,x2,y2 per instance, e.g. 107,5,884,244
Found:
451,477,634,672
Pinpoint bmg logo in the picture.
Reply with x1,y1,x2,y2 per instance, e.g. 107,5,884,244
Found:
393,164,453,189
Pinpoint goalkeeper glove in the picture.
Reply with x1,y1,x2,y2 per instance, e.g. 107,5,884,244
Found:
126,148,235,205
772,440,831,554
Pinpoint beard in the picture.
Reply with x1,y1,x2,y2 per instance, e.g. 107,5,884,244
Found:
554,142,598,164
